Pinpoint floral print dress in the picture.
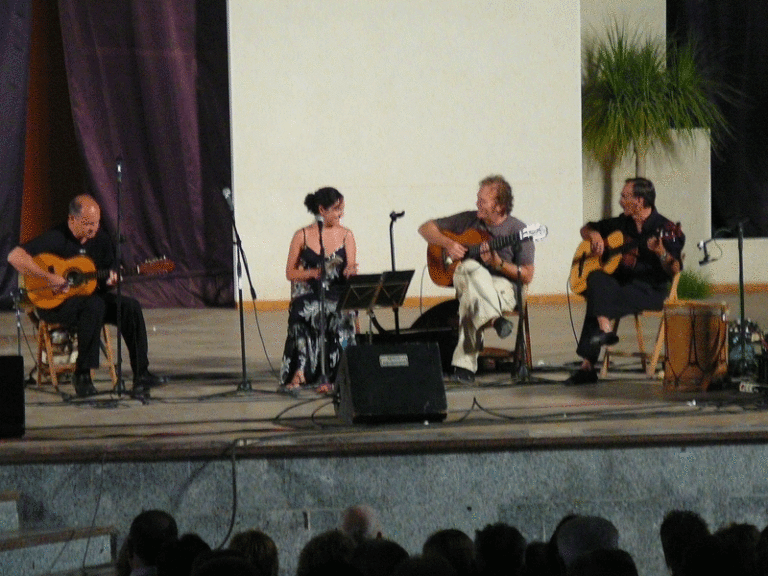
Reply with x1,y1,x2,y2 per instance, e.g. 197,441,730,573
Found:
279,235,356,387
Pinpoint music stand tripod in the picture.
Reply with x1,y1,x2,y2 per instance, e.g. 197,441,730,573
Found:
337,270,415,343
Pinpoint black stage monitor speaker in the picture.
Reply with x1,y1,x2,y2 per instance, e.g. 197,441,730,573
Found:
337,342,447,424
0,355,25,439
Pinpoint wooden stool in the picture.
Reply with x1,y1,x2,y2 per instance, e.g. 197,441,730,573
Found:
600,272,681,378
31,313,118,390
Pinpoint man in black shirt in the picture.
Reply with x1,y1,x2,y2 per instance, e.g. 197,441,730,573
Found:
7,194,157,397
566,178,685,385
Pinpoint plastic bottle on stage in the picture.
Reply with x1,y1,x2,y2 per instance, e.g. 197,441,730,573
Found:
340,333,350,350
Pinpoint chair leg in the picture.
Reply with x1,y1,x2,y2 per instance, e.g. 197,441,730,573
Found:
510,305,533,374
600,318,620,378
41,324,60,390
523,306,532,370
101,327,119,388
647,316,666,377
634,314,647,373
36,327,46,387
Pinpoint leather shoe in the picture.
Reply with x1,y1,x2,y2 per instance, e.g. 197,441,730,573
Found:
449,366,475,384
564,369,599,386
133,371,165,389
590,331,619,347
493,317,514,339
131,381,151,399
73,372,98,398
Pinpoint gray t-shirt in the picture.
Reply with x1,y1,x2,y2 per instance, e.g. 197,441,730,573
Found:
434,210,535,273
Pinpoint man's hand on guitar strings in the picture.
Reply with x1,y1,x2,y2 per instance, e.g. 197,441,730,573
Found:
49,274,69,294
479,241,501,269
588,231,604,256
446,240,467,262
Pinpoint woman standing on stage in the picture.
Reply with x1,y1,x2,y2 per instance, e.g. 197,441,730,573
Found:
279,187,358,393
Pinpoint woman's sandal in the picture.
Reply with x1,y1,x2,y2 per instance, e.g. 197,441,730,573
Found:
315,382,334,395
279,373,305,394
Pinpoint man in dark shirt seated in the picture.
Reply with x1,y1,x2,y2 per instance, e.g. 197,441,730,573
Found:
7,194,159,397
566,177,684,385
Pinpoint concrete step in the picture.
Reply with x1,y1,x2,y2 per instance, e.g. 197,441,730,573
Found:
0,491,20,532
48,563,116,576
0,525,115,576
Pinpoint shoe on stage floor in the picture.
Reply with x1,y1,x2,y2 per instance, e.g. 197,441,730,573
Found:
589,331,619,347
564,369,598,386
493,317,514,339
73,372,98,398
449,366,475,385
133,371,166,389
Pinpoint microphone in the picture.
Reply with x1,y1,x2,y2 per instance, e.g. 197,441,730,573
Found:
697,238,712,266
316,214,324,230
699,245,711,266
390,210,405,221
222,187,234,212
116,156,123,183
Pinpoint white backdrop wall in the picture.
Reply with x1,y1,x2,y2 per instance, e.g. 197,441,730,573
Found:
228,0,583,302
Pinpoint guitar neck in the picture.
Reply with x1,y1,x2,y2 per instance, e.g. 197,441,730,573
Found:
93,264,145,282
466,233,519,258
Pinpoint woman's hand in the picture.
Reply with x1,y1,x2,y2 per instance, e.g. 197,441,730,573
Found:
344,262,358,277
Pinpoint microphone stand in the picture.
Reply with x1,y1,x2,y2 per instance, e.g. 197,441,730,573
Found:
701,222,752,377
317,217,330,387
114,157,127,396
11,289,23,356
510,235,530,383
222,189,256,391
389,211,404,334
735,221,750,375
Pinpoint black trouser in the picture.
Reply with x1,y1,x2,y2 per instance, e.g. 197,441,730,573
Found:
38,292,149,377
576,271,667,365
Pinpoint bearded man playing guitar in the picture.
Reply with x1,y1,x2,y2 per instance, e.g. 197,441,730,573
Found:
7,194,160,398
418,175,535,384
566,177,685,385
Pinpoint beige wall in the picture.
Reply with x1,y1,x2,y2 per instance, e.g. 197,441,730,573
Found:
228,0,762,304
228,0,583,301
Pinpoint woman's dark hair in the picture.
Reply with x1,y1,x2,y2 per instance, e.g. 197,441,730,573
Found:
305,187,343,215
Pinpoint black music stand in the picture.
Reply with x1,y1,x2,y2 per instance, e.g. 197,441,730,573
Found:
338,270,414,341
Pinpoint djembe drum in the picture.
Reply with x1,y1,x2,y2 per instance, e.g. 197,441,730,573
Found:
663,301,729,392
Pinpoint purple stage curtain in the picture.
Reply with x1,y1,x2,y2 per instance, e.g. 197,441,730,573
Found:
0,2,33,308
57,0,233,307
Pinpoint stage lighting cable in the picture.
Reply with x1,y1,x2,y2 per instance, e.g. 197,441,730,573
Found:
215,440,241,550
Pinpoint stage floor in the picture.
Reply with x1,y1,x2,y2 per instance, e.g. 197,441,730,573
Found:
2,292,768,464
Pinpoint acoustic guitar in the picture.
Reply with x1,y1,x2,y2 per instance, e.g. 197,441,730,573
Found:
24,253,175,309
569,222,683,295
427,223,547,287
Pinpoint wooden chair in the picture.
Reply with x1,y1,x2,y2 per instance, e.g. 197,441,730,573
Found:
600,272,681,378
503,302,533,373
29,311,118,390
480,290,533,375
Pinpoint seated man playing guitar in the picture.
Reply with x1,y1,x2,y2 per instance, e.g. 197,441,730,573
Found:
7,194,160,398
566,177,685,385
418,175,535,384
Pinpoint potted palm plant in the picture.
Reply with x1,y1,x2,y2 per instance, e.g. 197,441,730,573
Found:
582,22,730,217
